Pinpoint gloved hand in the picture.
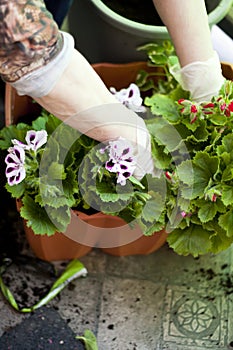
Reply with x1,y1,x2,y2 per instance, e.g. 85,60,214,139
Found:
170,51,225,103
0,1,154,180
152,0,225,103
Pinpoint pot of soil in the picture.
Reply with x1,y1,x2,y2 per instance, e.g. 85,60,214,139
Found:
68,0,232,63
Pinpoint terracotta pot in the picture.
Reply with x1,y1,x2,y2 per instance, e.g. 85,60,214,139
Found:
15,199,92,261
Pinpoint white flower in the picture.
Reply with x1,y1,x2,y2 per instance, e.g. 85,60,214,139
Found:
25,130,48,151
5,145,26,185
104,137,136,186
110,83,146,112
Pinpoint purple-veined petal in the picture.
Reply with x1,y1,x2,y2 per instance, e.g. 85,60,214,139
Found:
104,137,136,185
12,139,28,149
106,160,121,173
5,145,25,165
110,83,146,112
25,130,48,151
108,137,135,162
6,163,26,185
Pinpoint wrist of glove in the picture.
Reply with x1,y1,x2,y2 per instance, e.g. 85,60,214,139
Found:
11,31,74,98
170,51,225,103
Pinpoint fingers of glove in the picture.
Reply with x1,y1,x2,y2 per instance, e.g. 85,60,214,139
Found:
170,51,225,103
64,103,155,180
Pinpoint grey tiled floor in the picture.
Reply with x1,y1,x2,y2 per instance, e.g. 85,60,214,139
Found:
1,217,233,350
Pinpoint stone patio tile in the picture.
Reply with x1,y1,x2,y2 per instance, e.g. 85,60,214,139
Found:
52,275,103,335
97,277,165,350
79,248,107,274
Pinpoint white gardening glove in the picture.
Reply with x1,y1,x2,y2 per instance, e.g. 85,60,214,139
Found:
10,32,154,180
170,51,225,103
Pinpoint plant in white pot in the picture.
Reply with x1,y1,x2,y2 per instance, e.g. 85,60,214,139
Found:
68,0,233,63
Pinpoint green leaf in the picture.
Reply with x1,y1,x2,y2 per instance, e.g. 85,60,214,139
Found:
222,166,233,181
142,194,165,223
177,153,219,199
145,94,180,123
209,226,233,254
222,185,233,206
208,113,227,125
47,162,66,180
47,205,71,233
20,195,58,235
197,202,218,223
219,210,233,237
44,113,62,135
128,176,145,189
221,133,233,153
32,115,48,130
76,329,98,350
148,119,188,153
167,225,212,257
149,53,168,65
5,182,25,199
0,123,29,149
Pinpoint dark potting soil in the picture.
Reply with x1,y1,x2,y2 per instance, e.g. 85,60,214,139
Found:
101,0,217,26
102,0,164,25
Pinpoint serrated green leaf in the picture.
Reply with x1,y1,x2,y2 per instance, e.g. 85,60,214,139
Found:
47,205,71,233
219,210,233,237
197,202,218,223
208,113,227,125
209,227,233,254
167,225,212,257
5,181,25,199
0,124,29,149
177,153,219,199
32,115,48,130
145,94,179,123
20,195,58,235
142,194,165,223
222,185,233,206
222,166,233,181
47,162,66,180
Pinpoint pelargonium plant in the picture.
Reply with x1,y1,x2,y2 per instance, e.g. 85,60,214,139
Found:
1,40,233,258
0,91,165,238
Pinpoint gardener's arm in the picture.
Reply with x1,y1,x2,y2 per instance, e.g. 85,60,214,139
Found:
0,0,154,179
153,0,224,102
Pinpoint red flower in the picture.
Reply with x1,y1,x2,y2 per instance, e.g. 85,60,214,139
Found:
165,171,172,180
220,103,226,111
211,194,217,202
203,103,215,108
190,105,198,113
228,101,233,112
178,99,185,105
